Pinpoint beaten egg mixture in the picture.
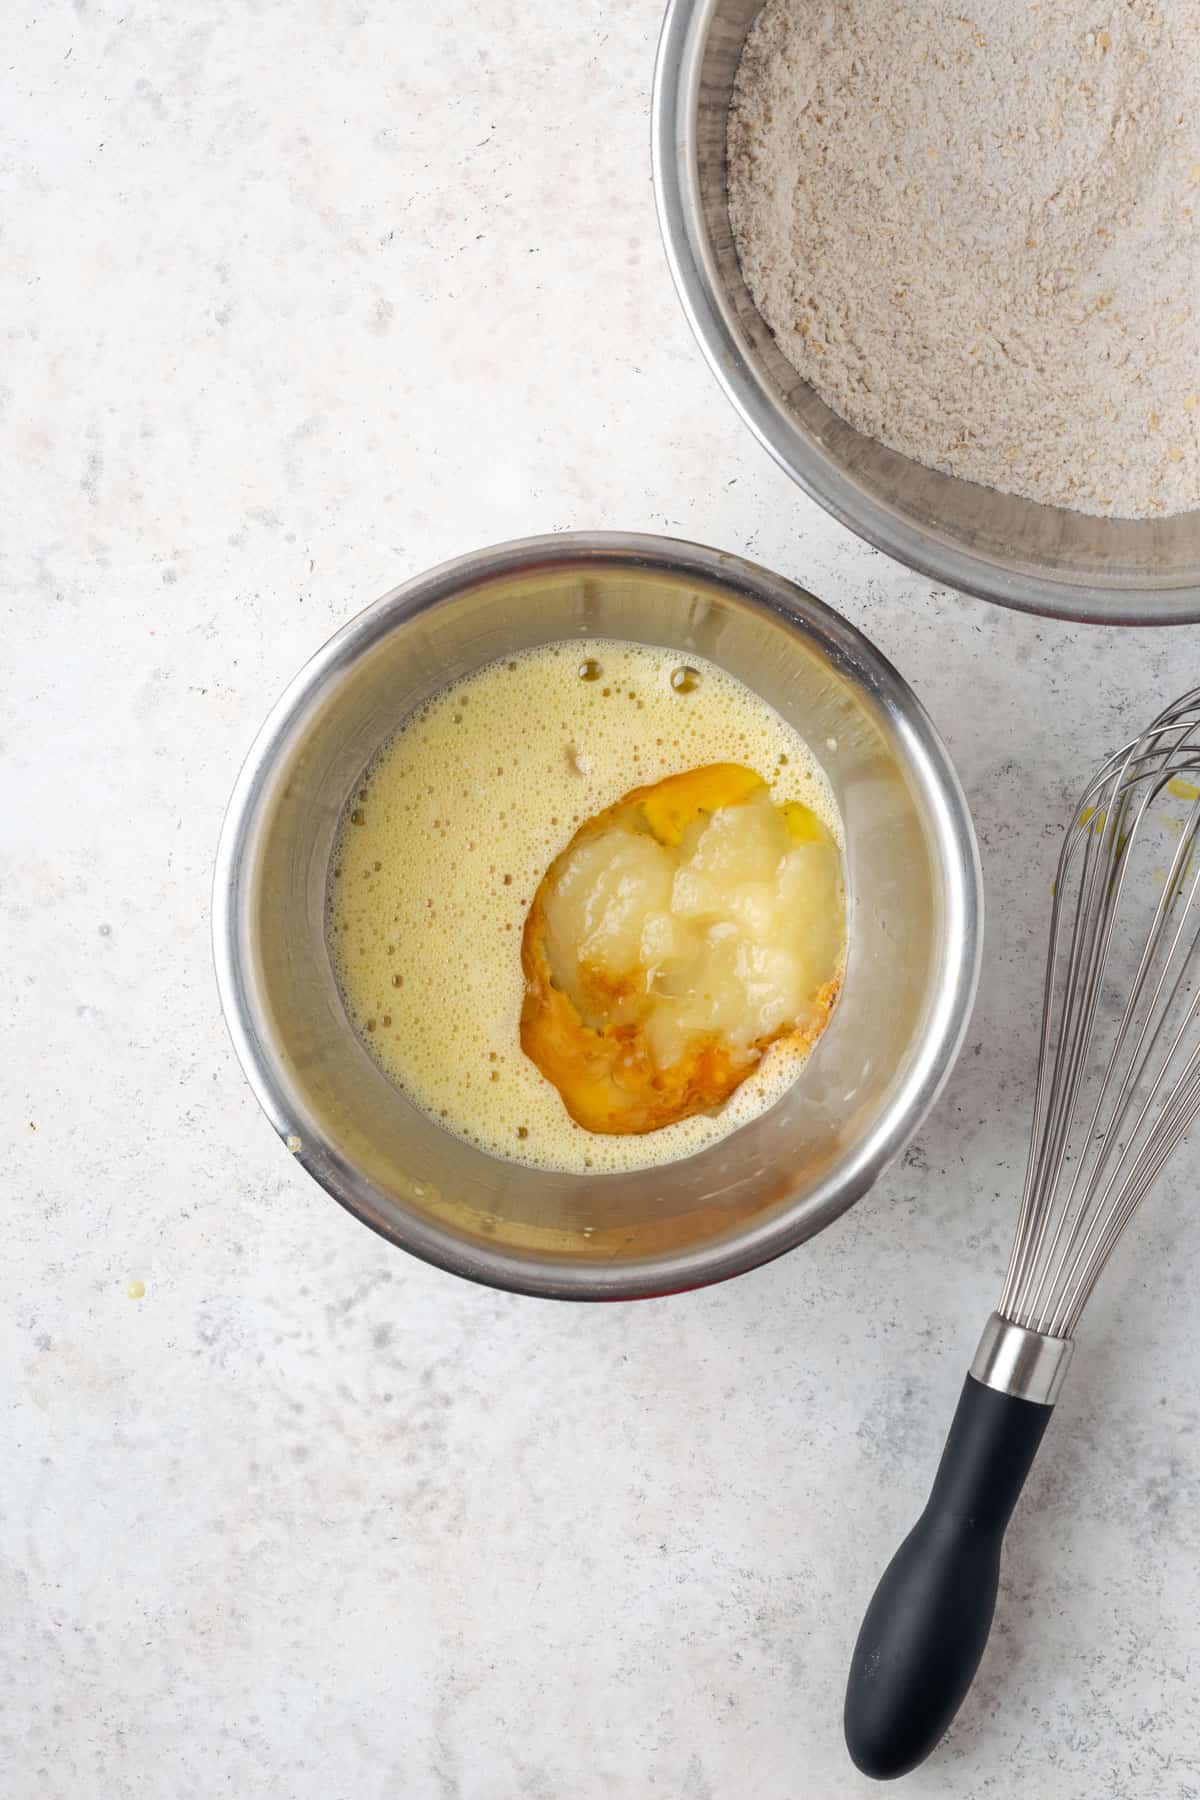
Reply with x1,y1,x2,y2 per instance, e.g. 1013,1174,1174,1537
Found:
328,639,845,1173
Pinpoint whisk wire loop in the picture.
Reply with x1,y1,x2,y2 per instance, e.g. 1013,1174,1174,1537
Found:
998,691,1200,1339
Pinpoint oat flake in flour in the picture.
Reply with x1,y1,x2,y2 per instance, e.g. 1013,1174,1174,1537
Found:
728,1,1200,518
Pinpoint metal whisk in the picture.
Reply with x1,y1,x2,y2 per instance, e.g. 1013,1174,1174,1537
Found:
845,688,1200,1781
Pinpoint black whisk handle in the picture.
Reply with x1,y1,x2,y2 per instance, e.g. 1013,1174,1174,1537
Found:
843,1373,1054,1780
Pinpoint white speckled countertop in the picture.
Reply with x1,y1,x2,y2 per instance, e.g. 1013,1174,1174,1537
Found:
4,4,1199,1796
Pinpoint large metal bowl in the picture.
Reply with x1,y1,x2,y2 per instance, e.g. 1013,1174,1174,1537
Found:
652,0,1200,624
213,532,981,1299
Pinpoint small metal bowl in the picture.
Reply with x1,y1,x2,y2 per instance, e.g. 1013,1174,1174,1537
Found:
652,0,1200,624
213,532,981,1299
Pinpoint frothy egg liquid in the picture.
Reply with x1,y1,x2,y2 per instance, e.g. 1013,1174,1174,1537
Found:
327,639,844,1173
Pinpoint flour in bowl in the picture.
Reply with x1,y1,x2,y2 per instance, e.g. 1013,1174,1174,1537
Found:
728,1,1200,519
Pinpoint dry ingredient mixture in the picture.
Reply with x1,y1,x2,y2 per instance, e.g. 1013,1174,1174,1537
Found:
728,1,1200,518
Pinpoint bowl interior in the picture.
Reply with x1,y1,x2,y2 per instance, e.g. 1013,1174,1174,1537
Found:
221,546,976,1295
664,0,1200,616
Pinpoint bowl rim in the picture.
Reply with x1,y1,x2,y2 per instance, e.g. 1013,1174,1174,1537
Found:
212,530,983,1299
651,0,1200,627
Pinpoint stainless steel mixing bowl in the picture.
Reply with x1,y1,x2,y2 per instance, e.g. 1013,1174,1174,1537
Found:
652,0,1200,624
213,532,981,1299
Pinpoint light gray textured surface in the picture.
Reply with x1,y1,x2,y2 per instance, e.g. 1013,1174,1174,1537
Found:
3,4,1199,1796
